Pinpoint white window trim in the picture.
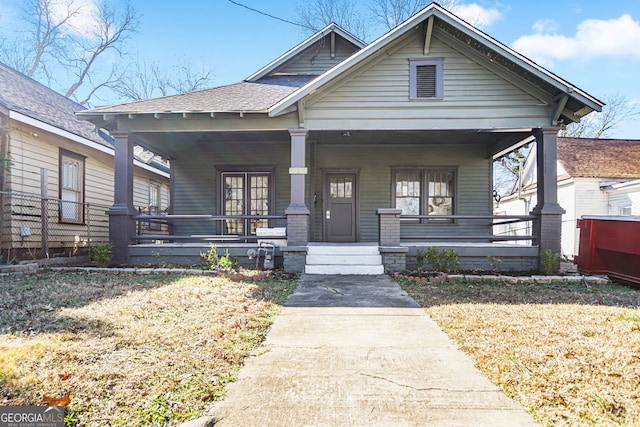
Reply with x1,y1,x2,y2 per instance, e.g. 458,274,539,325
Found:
409,58,444,100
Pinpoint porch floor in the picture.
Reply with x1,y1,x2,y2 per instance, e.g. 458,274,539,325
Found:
128,241,539,272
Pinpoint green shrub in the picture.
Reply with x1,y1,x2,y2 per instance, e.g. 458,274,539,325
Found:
200,245,239,272
200,244,219,270
425,247,459,273
487,255,502,273
541,248,560,275
91,242,113,267
218,249,240,273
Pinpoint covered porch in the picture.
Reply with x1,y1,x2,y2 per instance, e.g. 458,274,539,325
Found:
102,126,558,273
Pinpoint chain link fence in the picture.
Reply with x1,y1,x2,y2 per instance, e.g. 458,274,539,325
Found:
0,191,111,262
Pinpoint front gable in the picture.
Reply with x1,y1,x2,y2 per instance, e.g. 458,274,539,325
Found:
271,4,602,131
247,24,365,81
302,25,553,130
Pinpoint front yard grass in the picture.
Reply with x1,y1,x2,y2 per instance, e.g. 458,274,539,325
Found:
398,276,640,426
0,270,298,426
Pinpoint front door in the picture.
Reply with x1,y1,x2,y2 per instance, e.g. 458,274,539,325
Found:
324,173,357,242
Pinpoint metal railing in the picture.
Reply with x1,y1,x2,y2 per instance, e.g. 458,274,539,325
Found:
131,214,288,243
0,191,111,261
399,214,536,243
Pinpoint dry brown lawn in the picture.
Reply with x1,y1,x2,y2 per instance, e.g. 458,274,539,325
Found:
399,276,640,426
0,270,297,426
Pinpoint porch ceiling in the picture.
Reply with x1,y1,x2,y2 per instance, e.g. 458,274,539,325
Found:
133,129,531,160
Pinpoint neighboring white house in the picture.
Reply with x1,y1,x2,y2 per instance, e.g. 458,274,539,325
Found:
497,137,640,259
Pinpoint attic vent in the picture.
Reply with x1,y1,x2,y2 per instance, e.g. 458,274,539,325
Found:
409,59,443,99
416,65,436,98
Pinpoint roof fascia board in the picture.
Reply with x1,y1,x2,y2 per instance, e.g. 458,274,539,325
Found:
432,9,602,110
10,110,113,155
601,179,640,192
246,23,366,82
134,159,170,178
269,3,602,117
437,31,552,105
10,111,169,179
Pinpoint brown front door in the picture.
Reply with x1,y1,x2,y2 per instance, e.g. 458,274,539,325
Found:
324,173,357,242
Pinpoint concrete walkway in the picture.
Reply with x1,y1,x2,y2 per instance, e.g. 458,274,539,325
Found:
190,274,538,426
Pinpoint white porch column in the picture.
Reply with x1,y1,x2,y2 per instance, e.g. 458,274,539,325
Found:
108,131,136,265
532,127,565,269
285,129,309,247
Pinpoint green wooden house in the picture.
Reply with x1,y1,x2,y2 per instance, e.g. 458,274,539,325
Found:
78,4,602,273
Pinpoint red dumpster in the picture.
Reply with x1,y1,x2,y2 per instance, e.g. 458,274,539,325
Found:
575,216,640,285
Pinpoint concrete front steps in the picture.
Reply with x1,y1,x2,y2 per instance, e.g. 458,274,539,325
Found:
305,243,384,275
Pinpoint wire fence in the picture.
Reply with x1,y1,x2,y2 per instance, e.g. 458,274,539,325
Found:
0,191,111,262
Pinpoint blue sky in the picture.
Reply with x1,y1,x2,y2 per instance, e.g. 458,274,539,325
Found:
2,0,640,137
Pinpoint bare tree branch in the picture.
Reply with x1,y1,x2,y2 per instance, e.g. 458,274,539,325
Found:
561,94,640,139
110,59,212,102
295,0,369,40
63,1,139,101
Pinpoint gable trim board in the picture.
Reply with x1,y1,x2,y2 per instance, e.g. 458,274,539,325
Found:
10,111,169,179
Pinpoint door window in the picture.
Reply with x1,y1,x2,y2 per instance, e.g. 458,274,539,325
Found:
222,172,271,235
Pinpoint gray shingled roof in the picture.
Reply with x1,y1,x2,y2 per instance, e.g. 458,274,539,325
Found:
0,63,112,148
84,75,317,114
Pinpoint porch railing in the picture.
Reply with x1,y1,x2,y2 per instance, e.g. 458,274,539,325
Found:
399,214,536,243
131,214,287,243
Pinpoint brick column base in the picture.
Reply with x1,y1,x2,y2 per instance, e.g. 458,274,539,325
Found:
285,208,309,247
107,206,134,266
377,208,402,246
538,211,563,273
282,246,308,273
379,246,408,273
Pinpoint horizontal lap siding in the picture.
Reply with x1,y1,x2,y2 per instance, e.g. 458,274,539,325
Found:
4,123,168,249
171,140,291,235
305,28,551,129
312,143,490,242
278,37,359,76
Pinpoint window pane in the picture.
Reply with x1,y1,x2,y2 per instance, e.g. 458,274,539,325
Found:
395,172,420,215
428,171,453,215
62,158,79,190
330,177,353,199
61,189,80,220
149,184,159,208
60,155,82,221
222,172,272,235
224,175,244,234
250,174,269,234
